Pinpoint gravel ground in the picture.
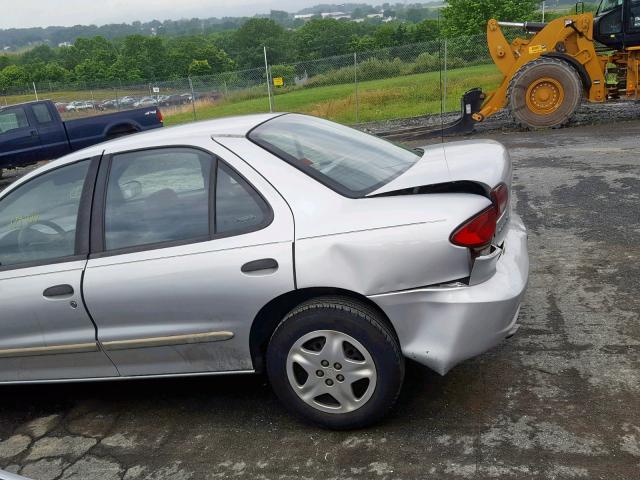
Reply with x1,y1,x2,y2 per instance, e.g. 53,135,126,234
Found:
0,116,639,480
360,100,640,137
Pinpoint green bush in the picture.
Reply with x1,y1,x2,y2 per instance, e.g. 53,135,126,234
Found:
305,66,355,87
357,58,403,80
407,52,440,73
269,65,296,86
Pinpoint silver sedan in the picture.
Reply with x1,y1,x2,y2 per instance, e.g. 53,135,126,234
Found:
0,113,528,429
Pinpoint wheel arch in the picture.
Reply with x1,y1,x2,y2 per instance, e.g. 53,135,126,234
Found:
249,287,398,373
541,52,592,92
105,122,141,139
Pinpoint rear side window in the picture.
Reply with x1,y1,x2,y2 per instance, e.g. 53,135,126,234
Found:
0,107,29,134
104,148,212,251
249,114,419,197
32,104,53,124
215,162,270,235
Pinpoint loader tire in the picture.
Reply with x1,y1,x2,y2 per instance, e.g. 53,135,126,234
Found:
508,57,583,129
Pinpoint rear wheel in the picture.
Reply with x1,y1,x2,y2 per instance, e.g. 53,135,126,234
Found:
266,297,404,429
508,57,583,129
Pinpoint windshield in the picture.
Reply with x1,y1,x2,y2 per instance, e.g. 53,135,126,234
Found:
597,0,623,15
248,114,419,197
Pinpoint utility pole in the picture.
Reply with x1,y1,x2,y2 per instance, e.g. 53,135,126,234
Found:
542,1,546,22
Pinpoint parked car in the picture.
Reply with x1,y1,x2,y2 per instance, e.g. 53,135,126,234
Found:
118,96,138,107
99,99,120,110
54,102,68,113
65,101,94,112
0,113,528,429
159,94,189,106
134,96,158,108
0,100,164,177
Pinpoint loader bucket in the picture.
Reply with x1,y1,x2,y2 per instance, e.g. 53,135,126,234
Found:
377,88,485,141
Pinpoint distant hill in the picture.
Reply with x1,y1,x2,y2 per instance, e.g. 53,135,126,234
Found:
0,18,248,51
0,1,443,51
297,2,442,15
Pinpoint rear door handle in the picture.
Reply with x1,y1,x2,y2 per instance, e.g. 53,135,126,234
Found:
30,129,39,137
43,284,74,298
241,258,278,273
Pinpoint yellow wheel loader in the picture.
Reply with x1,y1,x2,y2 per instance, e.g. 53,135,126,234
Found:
475,0,640,129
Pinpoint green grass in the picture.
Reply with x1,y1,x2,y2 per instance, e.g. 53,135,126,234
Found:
164,64,503,126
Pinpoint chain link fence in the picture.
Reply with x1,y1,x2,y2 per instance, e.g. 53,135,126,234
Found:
0,33,502,126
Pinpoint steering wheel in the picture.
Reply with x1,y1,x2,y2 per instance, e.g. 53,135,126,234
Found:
17,220,67,254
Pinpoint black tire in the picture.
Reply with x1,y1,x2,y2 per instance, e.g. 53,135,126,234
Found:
266,296,404,430
508,57,583,129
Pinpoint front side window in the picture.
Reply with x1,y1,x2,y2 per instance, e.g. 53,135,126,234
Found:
0,107,29,134
104,148,212,251
0,161,89,267
598,0,623,14
249,114,419,197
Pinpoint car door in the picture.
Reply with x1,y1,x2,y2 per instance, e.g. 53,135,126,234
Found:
82,145,295,377
29,103,70,160
0,157,118,382
0,106,42,168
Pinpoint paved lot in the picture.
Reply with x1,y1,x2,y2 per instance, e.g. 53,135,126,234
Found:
1,120,639,479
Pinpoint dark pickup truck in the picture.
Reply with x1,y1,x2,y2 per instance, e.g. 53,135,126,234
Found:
0,100,163,177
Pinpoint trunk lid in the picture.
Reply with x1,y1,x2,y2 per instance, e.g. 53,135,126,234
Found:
367,139,512,196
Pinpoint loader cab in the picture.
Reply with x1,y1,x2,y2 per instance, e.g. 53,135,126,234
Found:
594,0,640,48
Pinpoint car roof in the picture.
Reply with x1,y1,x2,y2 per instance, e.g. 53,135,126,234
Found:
56,112,285,165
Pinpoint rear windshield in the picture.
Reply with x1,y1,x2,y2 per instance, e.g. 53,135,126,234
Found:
248,114,419,197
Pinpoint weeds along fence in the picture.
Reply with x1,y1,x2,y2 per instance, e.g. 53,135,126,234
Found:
0,33,501,125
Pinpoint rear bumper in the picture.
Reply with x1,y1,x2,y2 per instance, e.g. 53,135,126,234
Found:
369,214,529,375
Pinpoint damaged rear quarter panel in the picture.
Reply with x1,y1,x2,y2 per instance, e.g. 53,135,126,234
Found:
295,194,492,296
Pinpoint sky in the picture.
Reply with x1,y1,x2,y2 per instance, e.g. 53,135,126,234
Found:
0,0,393,29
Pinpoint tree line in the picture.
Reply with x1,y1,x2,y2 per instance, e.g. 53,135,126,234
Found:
0,16,441,91
0,0,587,92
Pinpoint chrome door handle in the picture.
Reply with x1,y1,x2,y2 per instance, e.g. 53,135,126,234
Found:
43,284,74,298
241,259,278,273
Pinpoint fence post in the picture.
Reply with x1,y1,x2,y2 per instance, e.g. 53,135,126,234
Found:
188,77,197,121
32,82,39,101
264,46,274,113
443,39,448,112
354,52,359,123
117,79,122,110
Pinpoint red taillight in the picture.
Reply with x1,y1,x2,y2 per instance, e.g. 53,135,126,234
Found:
450,205,497,249
491,183,509,218
156,109,164,123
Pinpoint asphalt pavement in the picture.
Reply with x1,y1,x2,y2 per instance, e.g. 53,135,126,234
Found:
0,120,639,479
